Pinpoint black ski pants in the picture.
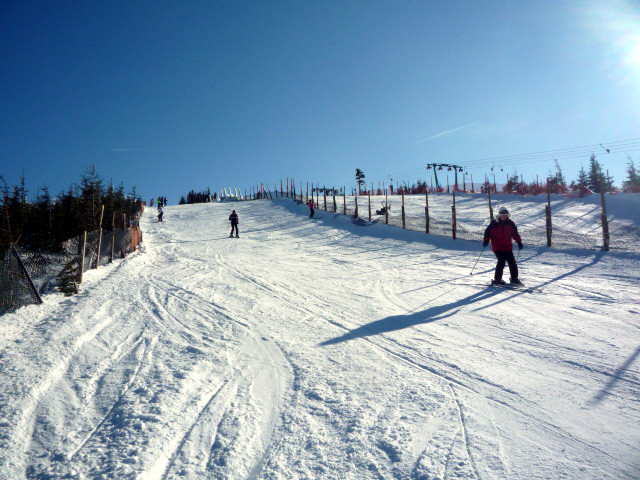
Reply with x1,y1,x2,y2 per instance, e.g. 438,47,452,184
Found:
494,250,518,281
309,207,314,218
230,223,239,236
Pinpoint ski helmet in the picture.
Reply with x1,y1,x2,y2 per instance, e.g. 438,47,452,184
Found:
498,207,510,218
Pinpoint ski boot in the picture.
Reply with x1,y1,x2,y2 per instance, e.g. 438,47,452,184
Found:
509,278,523,285
491,279,507,286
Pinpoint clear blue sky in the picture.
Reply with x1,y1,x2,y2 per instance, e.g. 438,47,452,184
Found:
1,0,639,202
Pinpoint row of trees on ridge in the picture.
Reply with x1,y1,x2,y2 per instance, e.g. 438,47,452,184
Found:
0,166,142,251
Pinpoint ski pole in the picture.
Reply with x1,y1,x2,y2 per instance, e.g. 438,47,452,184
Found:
470,246,486,275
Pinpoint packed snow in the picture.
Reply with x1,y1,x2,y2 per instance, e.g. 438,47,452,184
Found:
1,195,639,480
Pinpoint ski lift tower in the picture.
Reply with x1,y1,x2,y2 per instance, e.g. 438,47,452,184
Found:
426,163,464,190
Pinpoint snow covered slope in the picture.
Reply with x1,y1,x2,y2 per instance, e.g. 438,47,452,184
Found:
1,198,639,479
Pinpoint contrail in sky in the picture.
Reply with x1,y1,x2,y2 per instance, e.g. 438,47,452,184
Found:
415,122,476,144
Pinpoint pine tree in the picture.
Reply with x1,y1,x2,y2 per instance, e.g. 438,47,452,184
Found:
504,172,520,193
103,181,116,230
577,165,588,189
79,165,103,231
33,185,53,250
355,168,366,194
569,165,590,195
587,154,604,193
553,159,566,192
623,157,640,192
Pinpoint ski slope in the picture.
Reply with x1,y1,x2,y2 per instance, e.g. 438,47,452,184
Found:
1,198,639,480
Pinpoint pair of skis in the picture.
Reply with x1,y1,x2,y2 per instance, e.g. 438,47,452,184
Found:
488,281,541,293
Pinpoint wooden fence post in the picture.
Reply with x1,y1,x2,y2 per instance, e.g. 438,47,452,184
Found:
333,190,337,213
487,190,494,222
546,183,553,247
452,190,457,240
600,184,610,251
401,190,406,229
354,192,359,218
323,186,327,211
425,190,429,233
343,190,346,215
306,182,308,203
95,205,104,269
385,192,389,224
368,192,371,221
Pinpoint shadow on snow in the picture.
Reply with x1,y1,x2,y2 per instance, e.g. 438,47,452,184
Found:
319,288,502,346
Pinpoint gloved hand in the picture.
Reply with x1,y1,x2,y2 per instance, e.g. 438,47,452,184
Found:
482,241,489,248
517,242,523,250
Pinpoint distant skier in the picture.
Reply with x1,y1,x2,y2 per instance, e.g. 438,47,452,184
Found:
229,210,239,238
307,199,315,218
482,207,523,285
158,205,164,222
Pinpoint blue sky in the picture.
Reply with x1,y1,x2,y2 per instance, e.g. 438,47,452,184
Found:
1,0,639,202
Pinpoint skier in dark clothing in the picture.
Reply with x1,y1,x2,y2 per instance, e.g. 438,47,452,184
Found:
483,207,523,285
157,205,163,222
307,200,315,218
229,210,239,237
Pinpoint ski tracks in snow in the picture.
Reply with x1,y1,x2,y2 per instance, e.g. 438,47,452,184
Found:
2,200,639,480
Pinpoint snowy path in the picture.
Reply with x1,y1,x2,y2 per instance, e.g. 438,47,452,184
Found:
1,199,639,479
